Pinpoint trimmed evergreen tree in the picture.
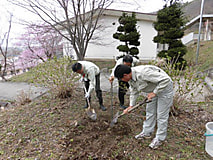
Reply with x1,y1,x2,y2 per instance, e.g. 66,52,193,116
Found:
153,1,187,68
113,12,140,58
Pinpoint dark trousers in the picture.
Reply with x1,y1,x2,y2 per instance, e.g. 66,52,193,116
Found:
84,73,103,105
118,80,129,105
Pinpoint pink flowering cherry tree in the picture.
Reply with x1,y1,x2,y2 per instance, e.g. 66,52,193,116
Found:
16,23,63,70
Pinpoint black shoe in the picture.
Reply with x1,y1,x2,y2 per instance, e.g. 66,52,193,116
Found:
100,105,106,111
120,104,127,109
83,104,88,109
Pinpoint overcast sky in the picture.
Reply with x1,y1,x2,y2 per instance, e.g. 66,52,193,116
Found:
0,0,194,46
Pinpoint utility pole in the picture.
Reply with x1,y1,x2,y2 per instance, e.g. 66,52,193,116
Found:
196,0,205,65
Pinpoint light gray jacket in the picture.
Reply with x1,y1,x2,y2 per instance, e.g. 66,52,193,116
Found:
129,65,172,106
78,61,100,95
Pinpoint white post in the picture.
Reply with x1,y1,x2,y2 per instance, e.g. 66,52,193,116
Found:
196,0,205,65
204,19,209,41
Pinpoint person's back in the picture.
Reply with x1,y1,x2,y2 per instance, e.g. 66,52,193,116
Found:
72,61,106,111
78,61,100,75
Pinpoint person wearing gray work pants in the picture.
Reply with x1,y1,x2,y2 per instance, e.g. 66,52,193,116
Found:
143,81,173,141
113,64,174,149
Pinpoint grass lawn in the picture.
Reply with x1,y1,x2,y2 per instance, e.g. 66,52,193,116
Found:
184,41,213,71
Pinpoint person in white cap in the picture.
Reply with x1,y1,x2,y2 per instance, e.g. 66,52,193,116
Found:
114,64,173,149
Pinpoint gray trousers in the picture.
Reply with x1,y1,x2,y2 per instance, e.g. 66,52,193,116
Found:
142,81,173,141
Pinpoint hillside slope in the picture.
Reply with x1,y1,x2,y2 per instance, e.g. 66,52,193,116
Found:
185,41,213,70
183,0,213,19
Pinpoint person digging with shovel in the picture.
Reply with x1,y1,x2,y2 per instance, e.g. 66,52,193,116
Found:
72,61,106,111
114,64,173,149
109,55,139,109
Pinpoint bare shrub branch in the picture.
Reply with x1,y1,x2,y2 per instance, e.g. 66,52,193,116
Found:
0,13,13,81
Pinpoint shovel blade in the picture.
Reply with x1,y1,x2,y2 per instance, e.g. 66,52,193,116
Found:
110,111,119,127
86,108,97,121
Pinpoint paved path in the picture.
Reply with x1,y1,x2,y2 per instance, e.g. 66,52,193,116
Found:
100,72,119,93
0,72,115,102
0,82,48,101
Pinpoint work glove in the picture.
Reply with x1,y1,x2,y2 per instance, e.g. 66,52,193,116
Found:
109,76,114,83
85,92,90,99
79,77,84,82
84,77,88,81
79,77,88,82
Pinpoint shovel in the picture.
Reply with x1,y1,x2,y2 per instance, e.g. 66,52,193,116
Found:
110,98,150,127
83,85,97,121
110,82,114,120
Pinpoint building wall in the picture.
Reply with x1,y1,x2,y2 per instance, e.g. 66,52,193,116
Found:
85,16,119,60
63,12,158,61
85,14,158,61
138,20,157,60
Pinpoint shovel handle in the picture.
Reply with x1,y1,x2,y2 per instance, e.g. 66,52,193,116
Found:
83,85,91,109
110,82,114,119
86,97,91,109
126,97,150,113
118,98,148,117
111,98,151,126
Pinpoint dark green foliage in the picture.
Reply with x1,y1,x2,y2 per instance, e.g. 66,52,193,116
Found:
117,45,129,52
119,34,128,42
113,12,140,57
113,33,122,39
153,1,187,68
129,47,139,55
127,32,140,43
129,40,140,46
117,26,124,32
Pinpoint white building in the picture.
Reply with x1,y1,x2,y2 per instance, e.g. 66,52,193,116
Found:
63,9,158,62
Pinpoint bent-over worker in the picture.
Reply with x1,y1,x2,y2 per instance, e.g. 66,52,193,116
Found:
72,61,106,111
114,64,173,149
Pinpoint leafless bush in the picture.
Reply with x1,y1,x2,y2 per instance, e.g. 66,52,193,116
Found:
32,57,77,98
16,90,32,106
150,56,206,108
